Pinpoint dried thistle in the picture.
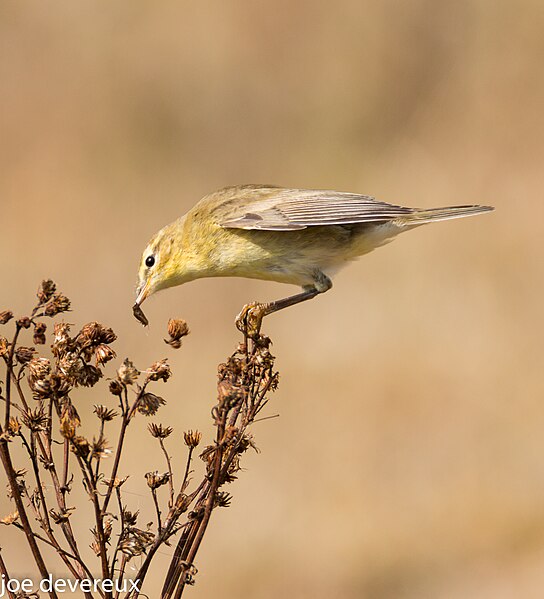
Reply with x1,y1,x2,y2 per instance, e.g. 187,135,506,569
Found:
136,391,166,416
117,358,140,385
78,321,117,346
90,437,111,460
0,511,19,525
15,346,35,365
70,436,91,460
109,379,124,396
148,423,173,439
59,402,81,439
183,430,202,448
17,316,32,329
33,322,47,345
94,405,118,422
52,321,73,357
146,358,171,382
21,406,49,432
95,343,116,366
165,318,190,349
145,470,171,490
37,279,56,304
0,336,8,357
0,310,13,325
44,293,71,316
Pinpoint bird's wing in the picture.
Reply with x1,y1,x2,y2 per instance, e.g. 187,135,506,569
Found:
218,188,414,231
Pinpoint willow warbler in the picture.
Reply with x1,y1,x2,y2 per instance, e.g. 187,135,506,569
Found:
133,185,493,329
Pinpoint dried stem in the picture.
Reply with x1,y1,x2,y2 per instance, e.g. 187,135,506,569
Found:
0,283,278,599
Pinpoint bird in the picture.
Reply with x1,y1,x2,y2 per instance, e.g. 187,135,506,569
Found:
133,184,493,332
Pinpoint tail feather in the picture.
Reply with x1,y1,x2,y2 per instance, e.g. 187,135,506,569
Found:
400,205,494,225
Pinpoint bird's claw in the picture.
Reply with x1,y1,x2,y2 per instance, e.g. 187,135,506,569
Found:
235,303,267,338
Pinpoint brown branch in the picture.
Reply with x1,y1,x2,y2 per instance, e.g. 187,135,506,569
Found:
0,440,59,599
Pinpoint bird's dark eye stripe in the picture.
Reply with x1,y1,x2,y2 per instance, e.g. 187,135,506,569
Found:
145,256,155,268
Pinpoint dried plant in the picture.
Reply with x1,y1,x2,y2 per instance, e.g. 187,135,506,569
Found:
0,280,278,598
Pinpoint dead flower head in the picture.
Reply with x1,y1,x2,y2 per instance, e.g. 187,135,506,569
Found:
117,359,140,385
91,437,111,460
146,358,171,382
78,322,117,346
95,344,116,366
94,405,118,422
136,391,166,416
165,318,190,349
17,316,32,329
15,346,36,365
52,322,73,357
21,406,49,432
70,436,91,460
0,310,13,325
33,322,47,345
119,528,154,558
60,402,81,439
37,279,56,304
145,470,171,490
44,293,71,317
183,430,202,449
148,423,173,439
0,511,19,525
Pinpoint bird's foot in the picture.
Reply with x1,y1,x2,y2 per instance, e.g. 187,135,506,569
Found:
235,302,267,339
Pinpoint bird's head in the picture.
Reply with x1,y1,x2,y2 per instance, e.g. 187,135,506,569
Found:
135,219,188,307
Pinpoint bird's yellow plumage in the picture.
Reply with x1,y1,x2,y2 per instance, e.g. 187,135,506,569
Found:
134,185,493,328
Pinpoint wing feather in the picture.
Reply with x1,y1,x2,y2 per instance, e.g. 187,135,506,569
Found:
218,188,413,230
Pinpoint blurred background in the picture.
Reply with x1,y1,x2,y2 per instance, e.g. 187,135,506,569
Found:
1,1,543,597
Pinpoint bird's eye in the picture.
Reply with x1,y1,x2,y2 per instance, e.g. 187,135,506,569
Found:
145,255,155,268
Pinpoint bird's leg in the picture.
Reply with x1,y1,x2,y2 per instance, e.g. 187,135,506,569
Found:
236,272,332,337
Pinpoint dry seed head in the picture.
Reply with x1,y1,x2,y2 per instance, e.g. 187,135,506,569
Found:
91,437,112,460
15,346,36,365
214,491,232,508
165,318,190,349
94,405,118,422
0,511,19,525
121,507,139,526
136,391,166,416
183,430,202,448
146,358,171,382
78,364,103,387
22,406,49,432
102,476,129,489
60,403,81,439
44,293,71,317
78,322,117,345
7,417,21,436
28,357,51,380
119,528,154,557
52,322,73,357
17,316,32,329
145,470,171,489
70,436,91,460
33,322,47,345
0,310,13,325
109,379,124,396
117,359,140,385
148,423,173,438
49,507,75,524
0,337,8,358
95,344,116,366
37,279,56,304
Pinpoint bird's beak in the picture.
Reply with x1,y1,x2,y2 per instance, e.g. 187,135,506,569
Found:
135,280,151,306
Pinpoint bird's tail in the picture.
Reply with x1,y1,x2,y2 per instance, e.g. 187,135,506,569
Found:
400,204,494,225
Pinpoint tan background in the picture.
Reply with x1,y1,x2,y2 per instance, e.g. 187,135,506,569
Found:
1,1,543,598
